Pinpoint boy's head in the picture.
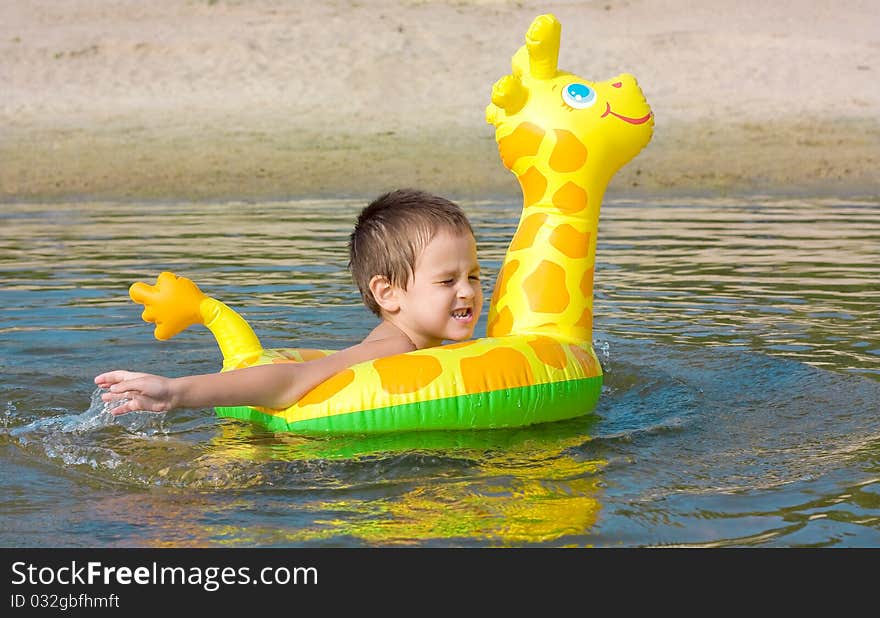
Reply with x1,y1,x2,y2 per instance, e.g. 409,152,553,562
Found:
349,189,476,317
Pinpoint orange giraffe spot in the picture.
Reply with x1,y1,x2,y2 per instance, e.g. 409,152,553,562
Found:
552,181,588,214
568,344,599,375
574,307,593,329
580,267,594,298
233,352,264,369
273,349,330,363
498,122,545,170
549,129,588,173
460,347,534,394
487,306,514,337
527,336,568,369
297,369,356,406
299,349,331,361
517,167,548,207
373,354,443,395
508,215,546,253
490,259,520,308
549,224,590,259
523,260,570,313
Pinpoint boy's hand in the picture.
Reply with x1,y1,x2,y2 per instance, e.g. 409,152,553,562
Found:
94,370,176,416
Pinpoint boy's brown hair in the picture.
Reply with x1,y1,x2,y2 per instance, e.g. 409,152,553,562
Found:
348,189,474,316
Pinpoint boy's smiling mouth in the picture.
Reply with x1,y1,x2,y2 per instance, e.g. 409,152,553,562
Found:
452,307,473,322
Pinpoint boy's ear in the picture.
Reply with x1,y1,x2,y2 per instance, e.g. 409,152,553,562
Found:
368,275,401,314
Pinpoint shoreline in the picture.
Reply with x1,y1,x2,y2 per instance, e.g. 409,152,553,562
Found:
3,115,877,203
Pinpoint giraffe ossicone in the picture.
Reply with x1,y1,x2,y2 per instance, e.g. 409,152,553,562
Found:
124,14,653,434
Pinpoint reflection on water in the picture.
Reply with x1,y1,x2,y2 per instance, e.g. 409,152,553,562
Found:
1,195,878,547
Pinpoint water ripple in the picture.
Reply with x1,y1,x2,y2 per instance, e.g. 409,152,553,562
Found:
1,195,879,546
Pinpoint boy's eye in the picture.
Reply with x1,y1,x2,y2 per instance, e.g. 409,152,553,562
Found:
469,275,481,281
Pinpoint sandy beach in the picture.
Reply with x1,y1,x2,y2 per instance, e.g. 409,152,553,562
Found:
2,0,878,201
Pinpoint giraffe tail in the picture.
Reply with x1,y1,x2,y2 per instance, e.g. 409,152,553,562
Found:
129,272,263,370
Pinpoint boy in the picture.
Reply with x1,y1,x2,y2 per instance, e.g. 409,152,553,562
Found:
95,189,483,415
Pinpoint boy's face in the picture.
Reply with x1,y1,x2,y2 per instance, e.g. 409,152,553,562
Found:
393,230,482,348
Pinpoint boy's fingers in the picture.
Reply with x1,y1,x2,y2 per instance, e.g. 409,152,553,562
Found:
109,400,139,416
108,379,144,395
95,369,135,384
101,390,132,403
104,393,147,415
94,371,164,416
108,397,165,416
109,401,137,416
95,371,148,391
95,371,116,385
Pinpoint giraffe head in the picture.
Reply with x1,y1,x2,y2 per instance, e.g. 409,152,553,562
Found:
486,14,654,190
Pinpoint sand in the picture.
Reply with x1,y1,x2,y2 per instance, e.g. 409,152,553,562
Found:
2,0,878,202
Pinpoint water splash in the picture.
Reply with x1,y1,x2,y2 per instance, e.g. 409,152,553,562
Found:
10,388,168,436
3,388,177,475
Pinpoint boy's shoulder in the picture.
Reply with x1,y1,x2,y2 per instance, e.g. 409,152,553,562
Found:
360,321,416,353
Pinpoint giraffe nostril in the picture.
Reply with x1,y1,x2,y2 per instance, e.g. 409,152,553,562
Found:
612,82,622,88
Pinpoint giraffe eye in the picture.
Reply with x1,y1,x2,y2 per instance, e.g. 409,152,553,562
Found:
562,83,596,109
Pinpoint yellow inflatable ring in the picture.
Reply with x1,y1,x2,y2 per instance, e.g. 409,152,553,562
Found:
128,14,653,434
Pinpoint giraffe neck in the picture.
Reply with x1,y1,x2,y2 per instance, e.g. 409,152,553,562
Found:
487,161,608,344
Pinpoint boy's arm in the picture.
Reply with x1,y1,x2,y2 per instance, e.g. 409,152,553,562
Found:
95,366,306,415
96,335,413,415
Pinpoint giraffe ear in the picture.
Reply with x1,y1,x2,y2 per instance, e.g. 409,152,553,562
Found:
490,74,527,116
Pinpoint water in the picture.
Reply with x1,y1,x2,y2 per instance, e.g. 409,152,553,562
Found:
1,196,878,547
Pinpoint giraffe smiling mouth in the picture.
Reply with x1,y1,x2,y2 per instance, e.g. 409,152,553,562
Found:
601,102,652,125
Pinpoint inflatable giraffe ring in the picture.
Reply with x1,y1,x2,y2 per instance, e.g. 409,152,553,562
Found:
123,14,653,433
